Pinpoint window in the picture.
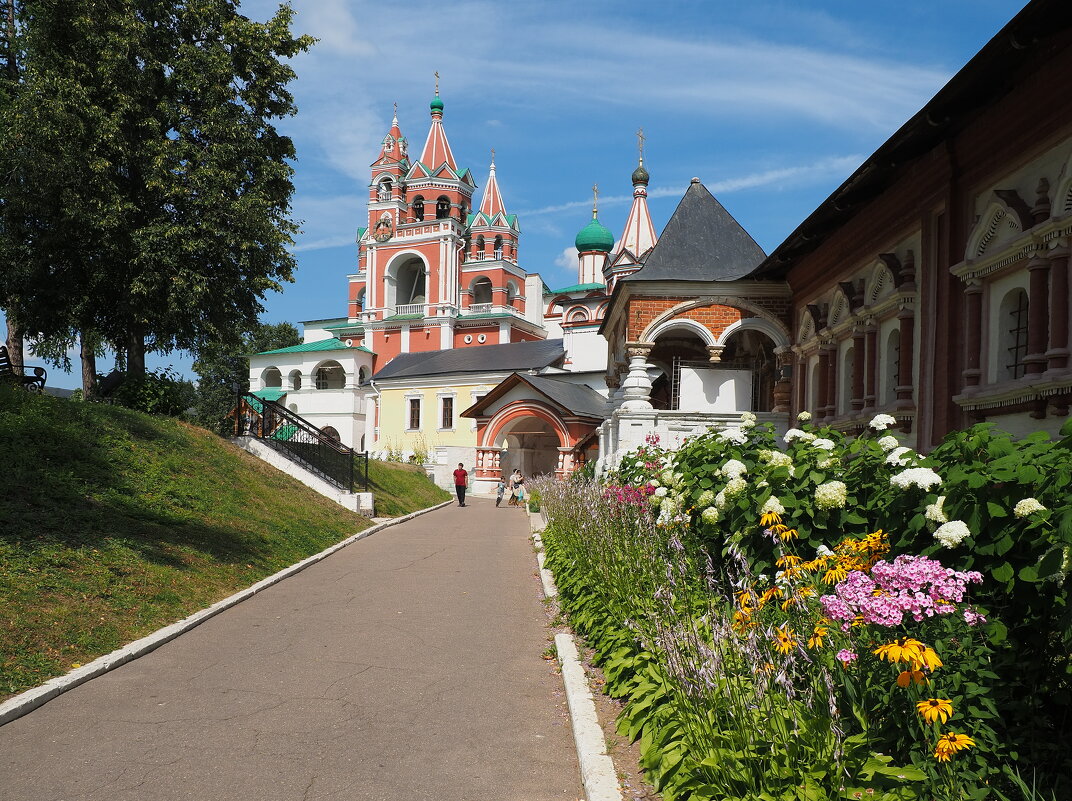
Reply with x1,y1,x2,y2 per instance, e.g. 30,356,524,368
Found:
377,179,391,202
494,235,503,260
408,398,421,430
441,397,454,429
1002,288,1029,380
840,347,854,416
321,426,340,442
288,370,302,391
315,361,345,390
262,367,282,388
475,235,485,260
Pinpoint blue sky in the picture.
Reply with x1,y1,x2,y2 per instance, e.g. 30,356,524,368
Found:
12,0,1027,388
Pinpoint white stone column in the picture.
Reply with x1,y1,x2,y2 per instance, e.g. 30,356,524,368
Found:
619,343,655,411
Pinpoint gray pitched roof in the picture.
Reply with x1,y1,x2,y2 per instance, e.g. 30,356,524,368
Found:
373,339,564,380
520,374,607,418
623,179,766,283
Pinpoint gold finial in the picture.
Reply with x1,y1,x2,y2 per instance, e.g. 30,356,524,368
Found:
592,183,599,217
636,127,646,165
491,147,495,166
434,71,440,96
392,101,398,121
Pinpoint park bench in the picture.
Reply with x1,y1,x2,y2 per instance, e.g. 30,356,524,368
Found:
0,345,47,391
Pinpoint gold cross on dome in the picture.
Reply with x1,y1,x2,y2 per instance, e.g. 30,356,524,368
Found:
592,183,599,216
434,71,440,95
491,147,495,165
636,127,646,163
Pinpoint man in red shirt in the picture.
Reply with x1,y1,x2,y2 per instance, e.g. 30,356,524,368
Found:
453,462,468,507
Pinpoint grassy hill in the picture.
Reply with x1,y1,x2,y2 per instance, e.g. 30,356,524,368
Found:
0,385,449,698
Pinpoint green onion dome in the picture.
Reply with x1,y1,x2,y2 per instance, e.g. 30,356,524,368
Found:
430,95,444,112
631,163,650,185
575,216,615,253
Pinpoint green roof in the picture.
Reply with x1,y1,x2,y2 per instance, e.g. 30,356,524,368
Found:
255,338,370,356
575,215,615,253
323,322,365,332
382,314,424,321
466,212,519,230
356,227,367,242
548,282,606,295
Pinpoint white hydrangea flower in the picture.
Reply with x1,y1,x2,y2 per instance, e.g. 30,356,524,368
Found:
761,496,786,515
814,480,848,510
885,446,915,467
757,479,770,488
811,438,836,451
697,489,715,507
797,411,812,422
815,545,834,557
1014,498,1046,518
650,494,663,507
661,496,681,516
724,477,748,498
890,467,943,491
648,478,661,488
741,411,757,424
660,470,674,486
924,496,948,524
870,413,897,431
714,489,727,509
818,457,839,470
721,459,748,479
784,428,816,444
877,435,900,452
654,486,668,498
758,449,793,469
934,520,971,548
701,506,720,524
672,472,684,488
717,428,749,445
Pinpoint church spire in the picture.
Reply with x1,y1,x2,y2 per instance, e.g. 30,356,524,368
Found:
478,150,507,218
372,101,408,166
419,73,457,170
617,128,657,258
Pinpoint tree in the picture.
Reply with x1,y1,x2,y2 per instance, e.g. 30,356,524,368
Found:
0,1,313,395
191,320,299,433
0,0,24,375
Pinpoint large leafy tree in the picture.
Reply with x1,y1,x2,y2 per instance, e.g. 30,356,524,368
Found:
191,319,298,433
0,1,312,396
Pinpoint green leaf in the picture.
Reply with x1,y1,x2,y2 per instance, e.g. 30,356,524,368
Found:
1018,564,1039,582
991,561,1014,583
986,501,1008,519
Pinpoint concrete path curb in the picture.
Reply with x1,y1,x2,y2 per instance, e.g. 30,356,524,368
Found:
0,500,453,728
530,512,624,801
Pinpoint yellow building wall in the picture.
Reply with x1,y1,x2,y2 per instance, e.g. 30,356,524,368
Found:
375,379,496,458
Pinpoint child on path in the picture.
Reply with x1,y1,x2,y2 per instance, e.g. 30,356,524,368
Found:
495,478,505,507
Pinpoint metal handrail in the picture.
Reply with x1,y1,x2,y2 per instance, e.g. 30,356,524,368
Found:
237,393,358,492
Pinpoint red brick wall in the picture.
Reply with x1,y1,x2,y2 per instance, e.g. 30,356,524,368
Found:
625,297,747,342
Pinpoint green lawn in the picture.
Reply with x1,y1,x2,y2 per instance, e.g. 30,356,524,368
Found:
0,385,448,698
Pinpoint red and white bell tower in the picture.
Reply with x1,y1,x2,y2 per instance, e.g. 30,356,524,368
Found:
349,88,542,369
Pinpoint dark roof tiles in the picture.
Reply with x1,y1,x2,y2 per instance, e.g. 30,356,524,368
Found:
624,179,766,283
372,338,565,380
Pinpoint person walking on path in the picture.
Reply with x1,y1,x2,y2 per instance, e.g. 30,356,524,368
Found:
508,469,525,507
453,462,469,507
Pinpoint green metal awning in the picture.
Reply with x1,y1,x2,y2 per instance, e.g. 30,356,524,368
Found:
251,388,286,402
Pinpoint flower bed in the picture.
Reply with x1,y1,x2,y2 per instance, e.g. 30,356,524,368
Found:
537,415,1072,800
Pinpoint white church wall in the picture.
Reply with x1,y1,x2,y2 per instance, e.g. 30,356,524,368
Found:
678,368,752,413
563,327,608,372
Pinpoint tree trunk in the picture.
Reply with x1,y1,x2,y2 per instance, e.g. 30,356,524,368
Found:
5,317,23,375
80,332,98,399
126,329,145,377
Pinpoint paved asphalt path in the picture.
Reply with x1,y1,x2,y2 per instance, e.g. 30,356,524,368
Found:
0,500,581,801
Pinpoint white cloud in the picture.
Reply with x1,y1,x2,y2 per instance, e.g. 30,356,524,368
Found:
553,246,577,271
518,154,863,218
